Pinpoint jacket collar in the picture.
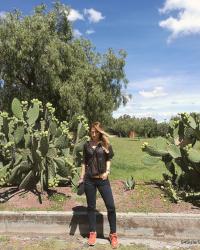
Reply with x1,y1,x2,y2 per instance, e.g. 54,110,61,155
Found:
87,140,103,147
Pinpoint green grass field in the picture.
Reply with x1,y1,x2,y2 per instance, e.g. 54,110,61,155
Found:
109,137,168,182
0,137,168,184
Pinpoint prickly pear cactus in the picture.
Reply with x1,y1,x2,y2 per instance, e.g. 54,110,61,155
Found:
11,98,23,120
0,98,89,193
27,99,40,125
142,112,200,202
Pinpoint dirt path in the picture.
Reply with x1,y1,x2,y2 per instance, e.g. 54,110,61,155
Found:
0,234,200,250
0,181,200,213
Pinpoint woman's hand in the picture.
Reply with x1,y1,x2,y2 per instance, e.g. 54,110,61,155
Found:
102,146,109,153
100,172,109,180
78,177,84,185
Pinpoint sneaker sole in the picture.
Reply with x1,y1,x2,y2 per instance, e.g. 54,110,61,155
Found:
109,239,119,249
88,243,96,246
112,246,119,249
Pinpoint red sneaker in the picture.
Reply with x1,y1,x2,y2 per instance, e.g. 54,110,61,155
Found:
109,232,119,249
87,231,97,246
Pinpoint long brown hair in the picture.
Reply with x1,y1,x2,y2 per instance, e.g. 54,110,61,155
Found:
90,121,110,150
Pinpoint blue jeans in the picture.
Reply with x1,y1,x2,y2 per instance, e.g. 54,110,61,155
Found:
84,177,116,234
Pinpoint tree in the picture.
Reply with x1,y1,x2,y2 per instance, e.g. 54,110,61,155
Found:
0,3,128,125
110,115,169,138
156,122,169,137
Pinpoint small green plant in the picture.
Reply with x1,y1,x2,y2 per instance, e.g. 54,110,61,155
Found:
0,235,10,243
124,176,135,190
49,193,68,202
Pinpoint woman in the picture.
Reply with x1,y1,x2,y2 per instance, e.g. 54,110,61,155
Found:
78,121,119,249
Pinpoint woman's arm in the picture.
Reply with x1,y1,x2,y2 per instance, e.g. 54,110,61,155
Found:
101,160,111,180
79,163,86,183
101,144,114,180
80,163,86,179
79,143,87,183
106,160,111,174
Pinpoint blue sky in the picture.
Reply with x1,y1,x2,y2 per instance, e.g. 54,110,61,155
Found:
1,0,200,122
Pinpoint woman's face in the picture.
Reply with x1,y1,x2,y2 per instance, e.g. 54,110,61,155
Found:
90,127,100,141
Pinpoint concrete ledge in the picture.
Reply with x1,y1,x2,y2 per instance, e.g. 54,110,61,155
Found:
0,211,200,240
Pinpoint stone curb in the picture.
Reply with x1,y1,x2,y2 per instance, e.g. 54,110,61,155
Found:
0,211,200,240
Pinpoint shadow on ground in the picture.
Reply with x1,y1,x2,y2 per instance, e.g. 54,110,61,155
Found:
69,205,108,241
0,186,70,204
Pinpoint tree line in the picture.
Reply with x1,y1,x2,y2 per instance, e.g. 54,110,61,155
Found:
108,115,169,138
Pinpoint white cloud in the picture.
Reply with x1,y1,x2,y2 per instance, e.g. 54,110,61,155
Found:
139,86,168,98
127,76,174,91
73,29,82,38
114,92,200,121
126,111,177,121
112,96,179,121
0,11,7,19
67,8,84,22
159,0,200,42
84,8,105,23
113,74,200,121
86,29,95,35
